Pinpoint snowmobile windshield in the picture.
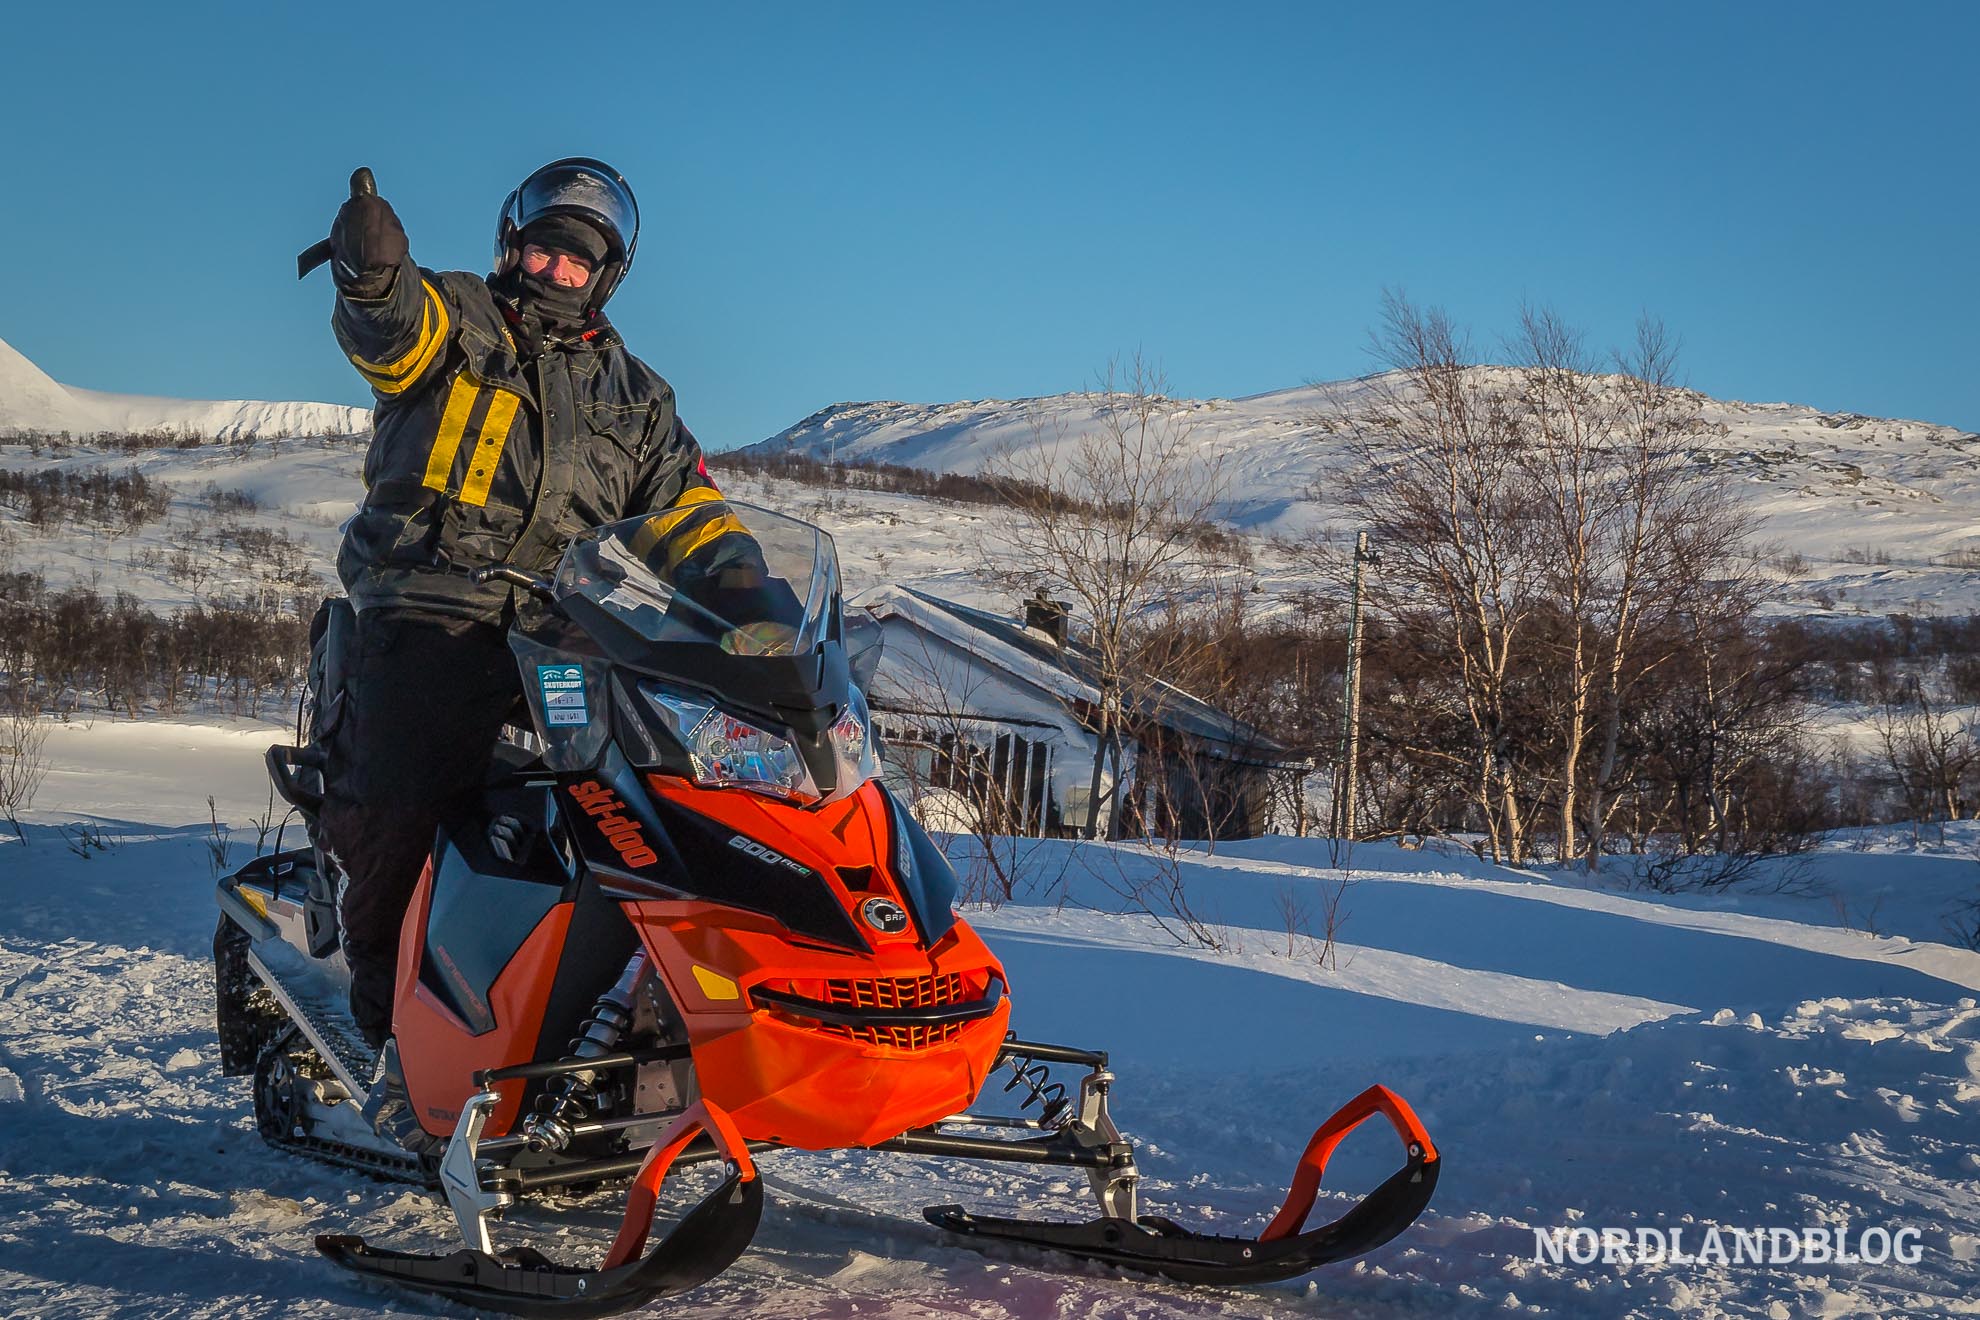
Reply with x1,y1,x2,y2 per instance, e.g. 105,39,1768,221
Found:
554,500,838,659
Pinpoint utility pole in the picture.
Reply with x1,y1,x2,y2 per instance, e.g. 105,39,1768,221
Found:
1331,531,1376,852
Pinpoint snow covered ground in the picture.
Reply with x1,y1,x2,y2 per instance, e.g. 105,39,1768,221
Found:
2,718,1977,1318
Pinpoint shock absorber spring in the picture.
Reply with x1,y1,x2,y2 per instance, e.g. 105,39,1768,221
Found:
999,1035,1071,1128
522,952,646,1152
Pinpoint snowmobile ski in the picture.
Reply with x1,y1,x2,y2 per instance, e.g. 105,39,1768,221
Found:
316,1100,763,1318
926,1084,1439,1285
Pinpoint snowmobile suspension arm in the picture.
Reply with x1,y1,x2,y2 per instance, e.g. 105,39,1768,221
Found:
472,1042,690,1087
494,1122,1126,1196
876,1129,1122,1168
997,1037,1107,1068
499,1124,1122,1196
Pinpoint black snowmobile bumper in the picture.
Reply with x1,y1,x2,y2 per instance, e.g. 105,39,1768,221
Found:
928,1083,1439,1285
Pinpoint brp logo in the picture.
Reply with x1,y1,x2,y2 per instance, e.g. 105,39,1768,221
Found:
860,897,911,935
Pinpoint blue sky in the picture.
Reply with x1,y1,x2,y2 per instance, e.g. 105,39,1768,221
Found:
2,2,1974,447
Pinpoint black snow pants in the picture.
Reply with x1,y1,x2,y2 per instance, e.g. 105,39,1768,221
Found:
316,607,523,1048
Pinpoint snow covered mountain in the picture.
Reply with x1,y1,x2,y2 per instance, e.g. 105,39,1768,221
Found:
749,377,1980,616
0,333,368,441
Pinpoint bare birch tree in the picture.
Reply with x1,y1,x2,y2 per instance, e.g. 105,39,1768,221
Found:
1336,294,1544,862
986,355,1234,838
1510,310,1743,865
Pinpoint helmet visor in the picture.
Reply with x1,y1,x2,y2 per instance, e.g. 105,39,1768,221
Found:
514,159,638,260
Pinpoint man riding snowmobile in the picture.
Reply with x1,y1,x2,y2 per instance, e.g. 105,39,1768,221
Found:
212,161,1440,1312
316,158,731,1087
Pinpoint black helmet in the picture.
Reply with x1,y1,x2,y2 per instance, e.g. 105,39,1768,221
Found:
494,157,640,311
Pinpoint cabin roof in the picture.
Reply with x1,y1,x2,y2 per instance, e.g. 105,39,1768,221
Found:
854,585,1298,767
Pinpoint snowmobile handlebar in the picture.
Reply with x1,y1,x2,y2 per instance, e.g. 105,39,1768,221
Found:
297,167,378,280
470,564,558,601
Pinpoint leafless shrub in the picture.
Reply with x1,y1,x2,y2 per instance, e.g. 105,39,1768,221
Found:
1313,872,1354,970
60,820,114,859
0,705,48,843
0,465,172,532
1830,890,1885,939
249,783,280,855
1870,678,1980,843
713,447,1078,513
1093,841,1233,952
1273,883,1311,957
200,483,261,515
0,571,311,717
205,795,232,878
1269,875,1354,969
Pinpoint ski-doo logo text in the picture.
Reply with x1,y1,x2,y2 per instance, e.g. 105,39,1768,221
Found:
1534,1224,1923,1267
567,781,659,869
729,835,808,875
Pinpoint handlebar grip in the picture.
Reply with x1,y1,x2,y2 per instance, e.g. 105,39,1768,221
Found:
469,564,559,600
350,167,376,198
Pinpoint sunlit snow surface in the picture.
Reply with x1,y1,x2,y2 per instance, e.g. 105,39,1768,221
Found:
1,719,1977,1318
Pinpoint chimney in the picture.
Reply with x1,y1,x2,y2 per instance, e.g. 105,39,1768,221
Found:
1024,588,1070,648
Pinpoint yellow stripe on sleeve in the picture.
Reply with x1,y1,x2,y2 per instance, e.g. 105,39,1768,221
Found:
662,512,750,573
421,375,481,493
630,486,726,559
350,281,450,395
456,389,522,507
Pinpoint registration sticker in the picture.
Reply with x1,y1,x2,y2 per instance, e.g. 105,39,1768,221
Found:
537,664,590,727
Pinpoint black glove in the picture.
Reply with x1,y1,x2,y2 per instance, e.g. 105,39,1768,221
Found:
329,193,408,299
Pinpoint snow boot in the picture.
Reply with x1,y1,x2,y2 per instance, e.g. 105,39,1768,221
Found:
359,1038,445,1158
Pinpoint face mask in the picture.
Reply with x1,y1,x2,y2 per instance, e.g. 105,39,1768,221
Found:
517,270,592,330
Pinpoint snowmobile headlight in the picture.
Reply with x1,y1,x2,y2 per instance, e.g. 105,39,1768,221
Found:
642,685,819,803
819,687,882,804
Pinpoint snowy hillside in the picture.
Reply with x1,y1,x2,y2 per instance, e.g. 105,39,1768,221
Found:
0,334,368,442
751,378,1980,619
7,321,1978,621
0,440,1059,635
1,720,1976,1317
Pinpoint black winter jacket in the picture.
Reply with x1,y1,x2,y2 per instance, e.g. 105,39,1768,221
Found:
333,256,711,621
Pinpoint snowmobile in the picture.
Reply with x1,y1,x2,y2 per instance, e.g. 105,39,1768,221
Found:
212,498,1439,1316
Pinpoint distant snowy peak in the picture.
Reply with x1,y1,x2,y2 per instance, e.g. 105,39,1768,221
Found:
747,374,1980,544
0,333,368,441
